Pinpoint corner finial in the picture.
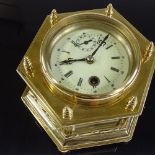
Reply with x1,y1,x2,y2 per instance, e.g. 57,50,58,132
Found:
62,106,73,120
143,41,154,63
23,56,34,78
125,96,138,111
50,9,58,25
105,3,114,17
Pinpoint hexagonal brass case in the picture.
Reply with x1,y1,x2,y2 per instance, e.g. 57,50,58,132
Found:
17,4,155,152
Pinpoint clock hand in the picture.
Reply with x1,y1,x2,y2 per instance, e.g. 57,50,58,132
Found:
59,57,86,65
91,34,109,56
60,35,109,65
79,39,93,45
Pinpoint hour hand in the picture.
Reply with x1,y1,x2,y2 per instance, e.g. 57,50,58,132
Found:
79,39,93,45
59,58,86,65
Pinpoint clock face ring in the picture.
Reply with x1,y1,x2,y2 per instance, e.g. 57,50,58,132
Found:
41,13,141,102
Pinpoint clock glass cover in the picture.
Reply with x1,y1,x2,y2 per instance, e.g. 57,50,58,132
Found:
41,15,139,98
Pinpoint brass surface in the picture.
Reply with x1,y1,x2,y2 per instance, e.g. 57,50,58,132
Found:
17,4,155,152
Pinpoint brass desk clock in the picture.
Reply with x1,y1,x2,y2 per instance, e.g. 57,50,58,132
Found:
17,4,155,152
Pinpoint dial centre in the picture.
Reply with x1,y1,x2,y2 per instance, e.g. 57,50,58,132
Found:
86,55,94,64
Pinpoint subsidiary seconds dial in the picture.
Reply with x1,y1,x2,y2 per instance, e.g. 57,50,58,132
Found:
47,28,130,95
75,33,97,51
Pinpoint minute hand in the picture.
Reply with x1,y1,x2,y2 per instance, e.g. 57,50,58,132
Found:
91,34,109,56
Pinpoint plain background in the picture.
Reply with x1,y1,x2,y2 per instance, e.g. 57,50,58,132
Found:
0,0,155,154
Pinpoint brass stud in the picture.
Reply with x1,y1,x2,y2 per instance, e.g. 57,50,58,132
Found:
62,106,73,120
125,96,138,111
50,9,58,25
143,41,154,63
23,57,34,78
117,118,127,129
63,126,75,137
105,3,114,17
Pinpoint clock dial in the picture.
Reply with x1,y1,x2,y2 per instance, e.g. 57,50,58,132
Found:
46,28,131,95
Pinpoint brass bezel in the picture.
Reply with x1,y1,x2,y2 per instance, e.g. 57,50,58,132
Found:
41,13,141,104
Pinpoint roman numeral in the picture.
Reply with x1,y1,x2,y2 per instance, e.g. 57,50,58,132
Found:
106,45,113,49
111,56,120,59
64,70,73,78
111,67,119,72
77,78,83,86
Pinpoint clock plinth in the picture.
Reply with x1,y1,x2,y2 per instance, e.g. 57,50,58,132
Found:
22,87,138,152
17,4,155,152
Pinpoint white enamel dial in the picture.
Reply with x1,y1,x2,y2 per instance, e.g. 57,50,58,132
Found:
47,28,130,95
